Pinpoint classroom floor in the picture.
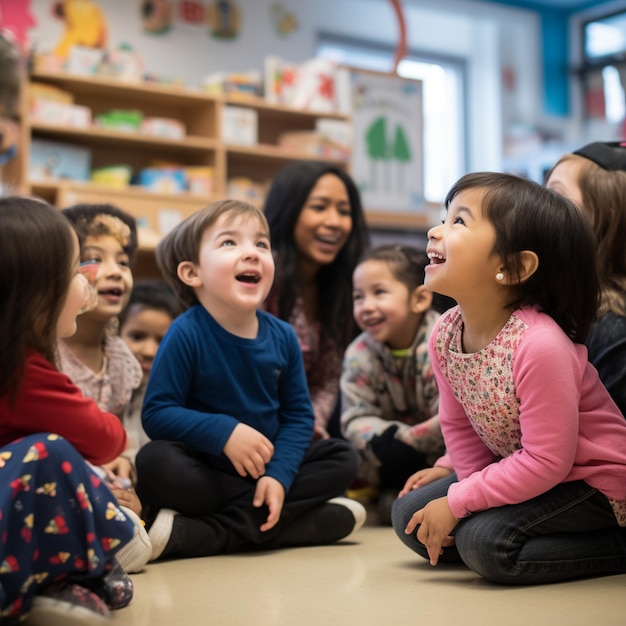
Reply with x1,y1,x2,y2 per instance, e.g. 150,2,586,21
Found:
113,508,626,626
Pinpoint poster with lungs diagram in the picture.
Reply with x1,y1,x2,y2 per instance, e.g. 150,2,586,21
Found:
350,69,423,212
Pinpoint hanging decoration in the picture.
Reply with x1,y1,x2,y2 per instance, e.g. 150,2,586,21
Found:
269,3,297,38
140,0,173,34
388,0,407,74
207,0,240,40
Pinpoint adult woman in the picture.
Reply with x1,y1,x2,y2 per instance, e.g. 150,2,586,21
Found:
263,161,370,439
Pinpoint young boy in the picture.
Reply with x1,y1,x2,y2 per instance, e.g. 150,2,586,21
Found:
136,199,365,560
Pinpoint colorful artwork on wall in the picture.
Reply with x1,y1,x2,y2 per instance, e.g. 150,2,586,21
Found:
0,0,37,50
140,0,173,34
52,0,108,58
207,0,239,39
269,3,297,38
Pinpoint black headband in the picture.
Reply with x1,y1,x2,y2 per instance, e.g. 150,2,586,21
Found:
573,141,626,171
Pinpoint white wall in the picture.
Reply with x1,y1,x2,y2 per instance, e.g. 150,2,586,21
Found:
28,0,544,172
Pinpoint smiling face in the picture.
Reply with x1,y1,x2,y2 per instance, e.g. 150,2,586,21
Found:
183,212,275,323
293,173,352,274
57,230,92,338
425,188,502,304
80,234,133,321
352,259,427,350
120,305,173,385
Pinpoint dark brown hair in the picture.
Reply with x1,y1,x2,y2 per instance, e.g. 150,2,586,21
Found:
0,197,75,397
446,172,599,343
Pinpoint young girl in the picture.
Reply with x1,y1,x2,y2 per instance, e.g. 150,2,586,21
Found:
58,203,142,486
0,196,138,623
545,141,626,418
341,245,444,523
263,161,370,439
392,172,626,584
119,280,181,463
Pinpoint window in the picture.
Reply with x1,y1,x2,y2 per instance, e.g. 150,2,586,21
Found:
317,36,466,203
580,10,626,125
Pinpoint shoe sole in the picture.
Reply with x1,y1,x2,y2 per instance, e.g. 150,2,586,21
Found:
116,507,152,573
148,509,177,561
327,497,367,535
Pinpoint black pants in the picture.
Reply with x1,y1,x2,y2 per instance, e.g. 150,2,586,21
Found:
135,437,358,558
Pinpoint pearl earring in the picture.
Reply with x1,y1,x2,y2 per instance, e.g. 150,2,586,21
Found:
496,272,504,281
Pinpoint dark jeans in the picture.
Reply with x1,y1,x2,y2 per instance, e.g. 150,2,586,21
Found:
136,437,358,558
391,473,626,584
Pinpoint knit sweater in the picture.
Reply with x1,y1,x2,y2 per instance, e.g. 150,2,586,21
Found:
142,305,314,492
0,350,127,465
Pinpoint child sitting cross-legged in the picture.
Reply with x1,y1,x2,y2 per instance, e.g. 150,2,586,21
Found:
135,199,366,561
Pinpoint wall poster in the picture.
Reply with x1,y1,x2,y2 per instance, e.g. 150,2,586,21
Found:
349,68,424,213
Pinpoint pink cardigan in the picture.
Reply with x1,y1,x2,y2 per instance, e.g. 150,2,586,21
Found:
432,306,626,525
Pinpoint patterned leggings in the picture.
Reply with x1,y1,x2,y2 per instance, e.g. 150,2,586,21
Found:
0,434,135,619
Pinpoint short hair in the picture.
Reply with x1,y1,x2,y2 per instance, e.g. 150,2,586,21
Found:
546,153,626,317
156,199,269,309
62,203,138,260
445,172,599,343
119,279,181,328
0,196,75,396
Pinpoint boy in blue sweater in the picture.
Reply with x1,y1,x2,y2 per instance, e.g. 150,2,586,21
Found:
136,199,365,560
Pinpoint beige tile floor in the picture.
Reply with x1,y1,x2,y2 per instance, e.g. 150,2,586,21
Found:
114,513,626,626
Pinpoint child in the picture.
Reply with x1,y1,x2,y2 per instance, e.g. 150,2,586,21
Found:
58,203,142,488
341,245,444,524
119,280,181,462
136,199,366,561
263,161,370,439
545,142,626,417
391,172,626,584
0,196,138,622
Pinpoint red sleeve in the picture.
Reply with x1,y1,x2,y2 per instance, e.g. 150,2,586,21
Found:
0,352,127,465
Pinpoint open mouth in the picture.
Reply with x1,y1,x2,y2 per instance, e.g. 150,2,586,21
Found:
427,252,446,265
98,287,123,297
236,272,260,284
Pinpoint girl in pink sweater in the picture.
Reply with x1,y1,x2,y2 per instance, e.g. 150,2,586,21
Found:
392,172,626,584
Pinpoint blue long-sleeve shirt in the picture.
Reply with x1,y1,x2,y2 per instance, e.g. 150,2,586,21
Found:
142,305,314,491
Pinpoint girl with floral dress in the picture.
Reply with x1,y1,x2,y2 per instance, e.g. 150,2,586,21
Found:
392,172,626,584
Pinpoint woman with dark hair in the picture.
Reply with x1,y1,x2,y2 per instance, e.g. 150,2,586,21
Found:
263,161,370,439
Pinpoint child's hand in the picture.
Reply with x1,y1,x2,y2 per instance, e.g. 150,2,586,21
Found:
102,456,136,485
312,424,330,441
398,466,453,497
111,487,143,518
404,496,458,566
224,423,274,479
253,476,285,532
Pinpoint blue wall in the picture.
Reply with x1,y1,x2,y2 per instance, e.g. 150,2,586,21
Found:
484,0,611,116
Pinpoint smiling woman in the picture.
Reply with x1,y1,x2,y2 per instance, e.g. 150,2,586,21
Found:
263,161,370,440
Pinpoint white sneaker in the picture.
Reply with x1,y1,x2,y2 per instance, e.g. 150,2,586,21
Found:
115,506,152,574
148,508,178,562
326,497,367,537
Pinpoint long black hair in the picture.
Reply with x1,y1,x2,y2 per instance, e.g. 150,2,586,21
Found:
263,161,370,347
